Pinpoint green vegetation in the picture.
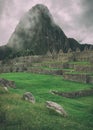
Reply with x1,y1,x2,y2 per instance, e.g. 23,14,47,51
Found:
0,72,93,130
0,46,35,60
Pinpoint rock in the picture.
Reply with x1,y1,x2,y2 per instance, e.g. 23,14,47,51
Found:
46,101,67,117
0,78,16,88
4,87,8,92
23,92,35,103
0,86,8,94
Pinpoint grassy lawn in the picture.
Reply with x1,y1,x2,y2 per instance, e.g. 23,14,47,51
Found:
0,72,93,130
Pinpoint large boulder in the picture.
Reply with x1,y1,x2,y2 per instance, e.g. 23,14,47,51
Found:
46,101,67,117
23,92,35,103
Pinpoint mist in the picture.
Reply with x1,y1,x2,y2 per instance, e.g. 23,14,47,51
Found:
0,0,93,46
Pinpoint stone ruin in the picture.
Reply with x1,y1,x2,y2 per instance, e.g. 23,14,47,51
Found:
0,49,93,84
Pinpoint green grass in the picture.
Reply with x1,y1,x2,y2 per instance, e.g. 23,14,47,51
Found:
0,72,93,130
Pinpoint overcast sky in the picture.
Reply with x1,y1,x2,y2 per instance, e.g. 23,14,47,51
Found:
0,0,93,46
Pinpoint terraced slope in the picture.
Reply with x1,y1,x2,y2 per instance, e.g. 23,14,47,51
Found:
63,61,93,83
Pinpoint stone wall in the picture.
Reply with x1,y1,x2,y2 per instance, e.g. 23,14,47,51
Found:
28,68,63,75
51,89,93,98
74,65,93,73
88,76,93,84
0,66,63,75
63,73,89,83
34,62,64,69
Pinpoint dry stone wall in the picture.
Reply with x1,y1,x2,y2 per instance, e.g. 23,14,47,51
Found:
63,73,89,83
74,65,93,73
88,76,93,84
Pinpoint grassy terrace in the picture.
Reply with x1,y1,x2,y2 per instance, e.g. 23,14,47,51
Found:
64,71,93,76
62,68,74,72
33,61,63,65
65,71,92,75
0,73,93,130
30,66,63,70
69,61,91,66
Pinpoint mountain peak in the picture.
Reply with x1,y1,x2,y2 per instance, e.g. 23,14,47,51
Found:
31,4,49,11
7,4,67,53
7,4,87,55
28,4,53,22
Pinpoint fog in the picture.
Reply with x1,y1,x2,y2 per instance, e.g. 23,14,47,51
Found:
0,0,93,46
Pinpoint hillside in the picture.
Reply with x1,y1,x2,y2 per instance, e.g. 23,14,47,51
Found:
0,73,93,130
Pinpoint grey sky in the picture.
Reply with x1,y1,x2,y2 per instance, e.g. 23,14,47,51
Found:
0,0,93,46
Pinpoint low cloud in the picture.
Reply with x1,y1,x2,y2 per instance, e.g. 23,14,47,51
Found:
0,0,93,45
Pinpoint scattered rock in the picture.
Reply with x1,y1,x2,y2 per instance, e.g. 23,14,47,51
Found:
23,92,35,103
0,78,16,88
46,101,67,117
